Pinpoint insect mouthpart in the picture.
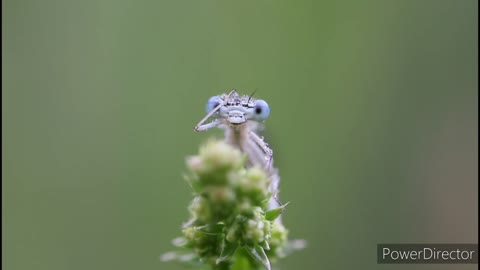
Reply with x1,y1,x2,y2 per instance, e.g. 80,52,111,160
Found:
227,111,246,124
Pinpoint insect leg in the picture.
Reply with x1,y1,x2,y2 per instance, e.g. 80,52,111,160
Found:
194,119,221,132
243,136,269,168
248,131,274,169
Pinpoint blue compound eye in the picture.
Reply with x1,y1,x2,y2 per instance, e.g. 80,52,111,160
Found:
205,96,223,113
253,100,270,121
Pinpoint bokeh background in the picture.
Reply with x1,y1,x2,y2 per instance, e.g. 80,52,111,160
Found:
2,0,477,269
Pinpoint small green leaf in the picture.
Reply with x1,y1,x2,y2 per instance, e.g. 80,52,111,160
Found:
265,202,290,221
231,250,251,270
244,244,271,270
194,223,225,235
216,240,238,264
183,173,201,193
262,240,270,251
260,198,269,207
190,180,202,193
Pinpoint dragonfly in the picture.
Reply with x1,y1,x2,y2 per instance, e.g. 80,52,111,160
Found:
194,89,281,211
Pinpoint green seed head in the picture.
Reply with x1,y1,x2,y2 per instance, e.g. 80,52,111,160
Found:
165,140,303,269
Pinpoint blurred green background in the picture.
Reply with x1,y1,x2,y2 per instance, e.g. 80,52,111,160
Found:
2,0,477,269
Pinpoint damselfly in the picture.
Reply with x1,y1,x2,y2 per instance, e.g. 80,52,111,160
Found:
194,89,281,211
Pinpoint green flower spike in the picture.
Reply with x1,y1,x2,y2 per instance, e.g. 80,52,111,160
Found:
162,140,305,270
